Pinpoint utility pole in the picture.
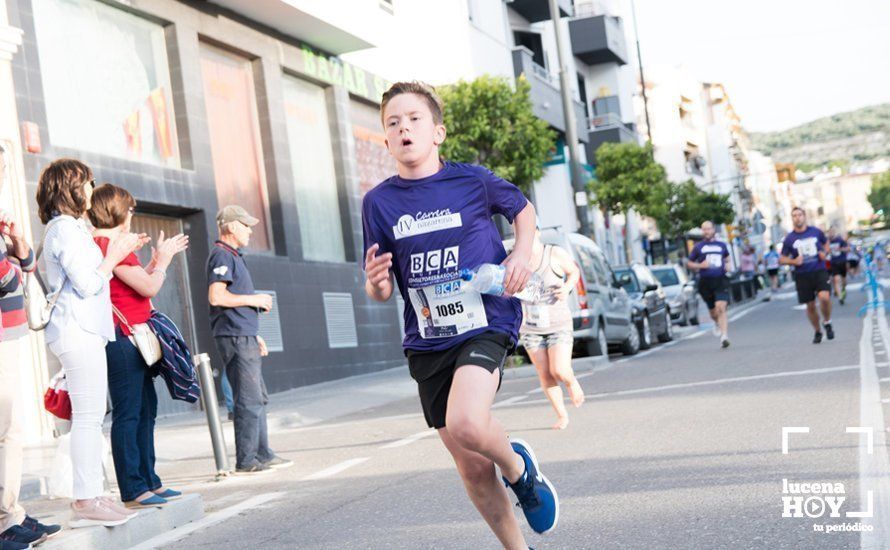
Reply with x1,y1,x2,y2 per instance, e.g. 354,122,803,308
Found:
549,0,591,236
630,0,653,145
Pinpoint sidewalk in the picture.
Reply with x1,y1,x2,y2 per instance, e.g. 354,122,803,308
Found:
19,354,608,549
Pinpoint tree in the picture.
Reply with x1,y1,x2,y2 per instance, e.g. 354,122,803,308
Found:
588,142,667,261
868,171,890,221
438,75,555,194
686,189,735,227
641,179,736,261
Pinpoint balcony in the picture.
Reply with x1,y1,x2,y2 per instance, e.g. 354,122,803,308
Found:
511,47,589,143
506,0,572,23
569,14,628,66
585,112,639,161
207,0,392,54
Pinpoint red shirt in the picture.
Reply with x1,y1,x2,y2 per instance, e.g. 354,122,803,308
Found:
94,237,151,336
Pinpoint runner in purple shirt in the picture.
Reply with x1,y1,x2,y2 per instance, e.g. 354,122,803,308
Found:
361,82,558,544
827,227,850,305
687,221,732,348
780,207,834,343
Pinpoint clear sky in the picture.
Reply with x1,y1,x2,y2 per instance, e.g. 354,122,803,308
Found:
628,0,890,133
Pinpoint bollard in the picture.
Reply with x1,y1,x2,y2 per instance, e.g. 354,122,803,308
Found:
194,353,231,476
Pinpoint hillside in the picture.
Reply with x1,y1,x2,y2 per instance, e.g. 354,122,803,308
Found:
750,103,890,170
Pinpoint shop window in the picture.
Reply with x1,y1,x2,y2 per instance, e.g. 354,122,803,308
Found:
33,0,179,167
350,99,397,196
282,75,346,263
199,42,271,251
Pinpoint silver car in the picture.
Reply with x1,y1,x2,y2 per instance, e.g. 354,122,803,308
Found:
504,230,639,357
649,264,700,326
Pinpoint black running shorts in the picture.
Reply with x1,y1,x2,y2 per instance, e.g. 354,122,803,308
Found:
794,269,831,304
829,262,847,277
697,276,730,310
406,331,514,429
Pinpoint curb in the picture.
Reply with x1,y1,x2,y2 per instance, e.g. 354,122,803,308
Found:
41,493,204,550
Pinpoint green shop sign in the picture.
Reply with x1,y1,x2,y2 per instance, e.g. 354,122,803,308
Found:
299,46,390,103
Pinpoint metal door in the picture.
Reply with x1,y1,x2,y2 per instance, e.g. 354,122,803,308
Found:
130,213,200,416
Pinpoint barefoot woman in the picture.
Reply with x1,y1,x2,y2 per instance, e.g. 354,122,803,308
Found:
519,230,585,429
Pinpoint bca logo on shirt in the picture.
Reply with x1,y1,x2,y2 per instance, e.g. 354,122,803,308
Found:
213,265,228,276
411,246,459,274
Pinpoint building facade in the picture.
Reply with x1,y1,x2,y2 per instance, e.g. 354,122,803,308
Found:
6,0,414,429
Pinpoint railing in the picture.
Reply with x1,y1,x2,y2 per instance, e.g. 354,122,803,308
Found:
530,61,555,85
573,1,603,18
590,112,623,129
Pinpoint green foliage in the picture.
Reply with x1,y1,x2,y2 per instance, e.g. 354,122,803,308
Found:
868,171,890,220
751,103,890,152
588,142,666,215
750,103,890,167
438,75,555,193
642,180,735,241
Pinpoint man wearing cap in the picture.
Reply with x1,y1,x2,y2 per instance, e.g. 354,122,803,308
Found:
207,205,291,473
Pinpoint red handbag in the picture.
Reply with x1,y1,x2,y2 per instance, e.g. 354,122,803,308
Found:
43,371,71,420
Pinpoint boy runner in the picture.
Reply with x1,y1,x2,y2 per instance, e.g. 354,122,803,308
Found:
362,82,557,548
687,221,731,348
780,208,834,343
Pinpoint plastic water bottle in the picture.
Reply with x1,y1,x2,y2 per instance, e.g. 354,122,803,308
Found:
459,264,546,302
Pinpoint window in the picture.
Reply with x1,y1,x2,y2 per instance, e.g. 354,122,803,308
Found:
282,75,346,263
615,269,638,293
591,253,611,286
573,246,600,286
651,268,680,287
513,31,546,69
350,99,397,196
33,0,179,167
199,43,271,251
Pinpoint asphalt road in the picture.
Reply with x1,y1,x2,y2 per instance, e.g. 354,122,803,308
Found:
149,282,882,550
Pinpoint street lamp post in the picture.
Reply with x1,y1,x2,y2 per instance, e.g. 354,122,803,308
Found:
549,0,591,236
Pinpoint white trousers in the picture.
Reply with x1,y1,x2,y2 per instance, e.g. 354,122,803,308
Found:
0,338,26,530
49,329,108,500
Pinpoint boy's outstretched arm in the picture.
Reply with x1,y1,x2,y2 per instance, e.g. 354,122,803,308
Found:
502,202,536,295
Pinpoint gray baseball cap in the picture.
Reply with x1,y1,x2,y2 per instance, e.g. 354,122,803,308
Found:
216,205,259,227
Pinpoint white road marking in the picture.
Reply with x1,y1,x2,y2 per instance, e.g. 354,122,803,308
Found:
859,309,890,547
500,365,859,408
301,457,370,481
128,492,286,550
380,430,436,449
492,395,528,408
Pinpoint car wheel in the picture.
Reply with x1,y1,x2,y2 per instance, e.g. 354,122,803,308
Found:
621,321,640,355
679,303,690,326
689,301,700,325
638,315,652,350
587,324,609,357
658,309,674,342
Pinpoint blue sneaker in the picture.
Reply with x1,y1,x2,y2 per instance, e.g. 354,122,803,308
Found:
503,438,559,534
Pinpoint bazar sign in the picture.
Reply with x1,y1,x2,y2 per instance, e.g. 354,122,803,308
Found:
298,46,390,103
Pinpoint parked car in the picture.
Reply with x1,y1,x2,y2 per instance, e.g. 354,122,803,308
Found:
612,263,673,350
504,230,640,357
649,264,700,326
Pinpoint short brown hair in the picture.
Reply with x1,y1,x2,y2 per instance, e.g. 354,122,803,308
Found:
792,206,805,215
380,81,444,126
36,158,92,224
87,183,135,229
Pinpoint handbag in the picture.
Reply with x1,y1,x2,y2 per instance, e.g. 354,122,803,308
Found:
24,221,65,331
43,370,71,420
112,304,163,366
23,267,61,331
